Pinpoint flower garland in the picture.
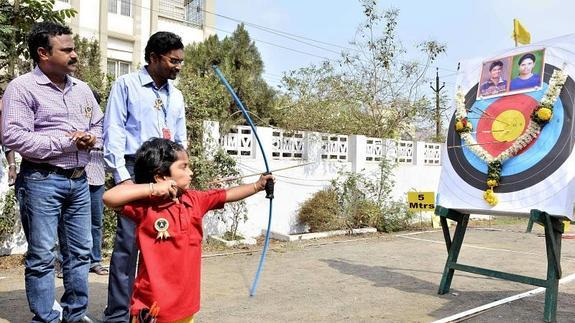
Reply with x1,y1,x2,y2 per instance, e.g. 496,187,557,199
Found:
454,69,568,206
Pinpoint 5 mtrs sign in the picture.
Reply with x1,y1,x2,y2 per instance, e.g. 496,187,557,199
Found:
407,192,435,211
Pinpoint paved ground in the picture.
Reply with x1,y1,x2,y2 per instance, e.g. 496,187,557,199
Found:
2,223,575,322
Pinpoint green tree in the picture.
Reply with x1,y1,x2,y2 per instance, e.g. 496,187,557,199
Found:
179,24,278,142
178,24,279,190
72,35,112,107
0,0,76,90
276,61,364,134
277,1,446,139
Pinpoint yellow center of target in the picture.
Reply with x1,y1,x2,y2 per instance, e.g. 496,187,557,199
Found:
492,110,526,142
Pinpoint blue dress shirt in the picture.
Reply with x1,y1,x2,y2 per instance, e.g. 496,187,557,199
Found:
104,67,187,183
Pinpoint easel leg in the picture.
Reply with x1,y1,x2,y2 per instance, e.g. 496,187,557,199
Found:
542,214,563,323
526,215,535,233
438,212,469,294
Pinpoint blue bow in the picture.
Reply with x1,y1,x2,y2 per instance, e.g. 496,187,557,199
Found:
212,65,274,296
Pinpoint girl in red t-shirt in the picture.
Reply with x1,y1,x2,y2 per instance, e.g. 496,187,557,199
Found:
103,138,274,323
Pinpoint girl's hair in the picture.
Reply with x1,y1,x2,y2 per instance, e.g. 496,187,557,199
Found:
133,138,186,184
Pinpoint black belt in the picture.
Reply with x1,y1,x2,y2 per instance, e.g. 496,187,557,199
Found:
21,160,86,179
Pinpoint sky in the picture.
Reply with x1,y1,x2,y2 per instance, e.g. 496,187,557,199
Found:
213,0,575,94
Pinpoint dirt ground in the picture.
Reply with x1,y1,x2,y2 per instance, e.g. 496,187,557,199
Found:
2,220,575,322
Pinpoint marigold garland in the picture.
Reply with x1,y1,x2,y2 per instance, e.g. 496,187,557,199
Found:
455,69,567,206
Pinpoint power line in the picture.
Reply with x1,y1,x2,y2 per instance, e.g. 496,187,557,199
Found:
209,25,336,61
90,0,342,62
203,9,358,53
436,66,457,73
69,3,452,78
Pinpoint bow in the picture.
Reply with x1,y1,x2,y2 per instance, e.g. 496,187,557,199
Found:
212,65,274,297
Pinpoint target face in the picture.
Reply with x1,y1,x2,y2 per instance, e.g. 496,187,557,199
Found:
475,95,538,157
446,64,575,193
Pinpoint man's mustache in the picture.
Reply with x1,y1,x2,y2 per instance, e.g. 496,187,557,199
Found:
68,59,77,65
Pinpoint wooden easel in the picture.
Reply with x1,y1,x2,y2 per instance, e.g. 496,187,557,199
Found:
435,206,565,322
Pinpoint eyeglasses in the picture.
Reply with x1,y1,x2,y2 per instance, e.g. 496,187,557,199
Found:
161,55,184,65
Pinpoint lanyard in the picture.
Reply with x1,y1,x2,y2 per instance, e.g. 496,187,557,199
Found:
151,85,169,127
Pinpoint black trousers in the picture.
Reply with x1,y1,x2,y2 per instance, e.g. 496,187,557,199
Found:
103,158,137,322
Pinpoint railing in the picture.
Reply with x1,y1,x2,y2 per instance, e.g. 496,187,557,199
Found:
219,126,253,157
272,130,304,160
365,138,415,164
320,134,348,161
217,124,441,165
424,143,442,165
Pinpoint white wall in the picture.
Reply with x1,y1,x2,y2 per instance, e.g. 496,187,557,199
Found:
76,0,100,39
202,121,443,238
108,14,135,36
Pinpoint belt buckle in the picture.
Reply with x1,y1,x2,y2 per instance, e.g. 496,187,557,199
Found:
71,168,84,179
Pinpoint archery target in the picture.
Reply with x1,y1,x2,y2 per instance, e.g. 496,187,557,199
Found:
439,55,575,219
448,64,574,192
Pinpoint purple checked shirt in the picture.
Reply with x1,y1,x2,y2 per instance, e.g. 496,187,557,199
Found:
2,66,103,169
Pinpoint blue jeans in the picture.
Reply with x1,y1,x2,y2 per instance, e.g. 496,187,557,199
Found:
16,167,92,323
89,184,105,267
104,159,138,322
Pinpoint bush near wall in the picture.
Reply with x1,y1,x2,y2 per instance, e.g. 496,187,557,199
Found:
373,201,415,233
0,188,17,242
297,160,416,233
297,189,343,232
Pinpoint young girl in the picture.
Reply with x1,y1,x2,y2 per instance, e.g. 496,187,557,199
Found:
103,138,274,323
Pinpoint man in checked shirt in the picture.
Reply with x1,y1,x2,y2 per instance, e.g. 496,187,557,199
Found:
2,22,103,323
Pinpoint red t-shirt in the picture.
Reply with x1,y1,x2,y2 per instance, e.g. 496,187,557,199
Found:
122,189,226,322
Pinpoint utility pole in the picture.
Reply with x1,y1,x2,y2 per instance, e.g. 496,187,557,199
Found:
430,67,445,140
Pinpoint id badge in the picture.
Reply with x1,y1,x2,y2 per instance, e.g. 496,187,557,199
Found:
162,128,172,140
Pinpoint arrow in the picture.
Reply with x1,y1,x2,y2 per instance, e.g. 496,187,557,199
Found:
208,161,317,185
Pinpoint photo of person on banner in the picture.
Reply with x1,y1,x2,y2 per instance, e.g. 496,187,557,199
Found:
509,51,544,92
479,59,508,97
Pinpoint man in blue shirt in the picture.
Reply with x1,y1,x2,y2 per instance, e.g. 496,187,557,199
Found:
103,31,187,322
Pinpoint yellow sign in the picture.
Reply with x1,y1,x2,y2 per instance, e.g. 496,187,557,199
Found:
407,192,435,211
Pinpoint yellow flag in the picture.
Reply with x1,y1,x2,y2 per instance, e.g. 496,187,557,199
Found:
513,19,531,45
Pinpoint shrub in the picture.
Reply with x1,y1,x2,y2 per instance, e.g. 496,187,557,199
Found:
373,201,415,233
297,157,415,234
348,199,381,228
297,188,343,232
102,206,117,253
0,188,17,242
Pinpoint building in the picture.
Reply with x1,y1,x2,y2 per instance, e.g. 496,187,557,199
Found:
54,0,215,78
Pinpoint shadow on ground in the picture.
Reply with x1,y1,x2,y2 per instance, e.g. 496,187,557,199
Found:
0,282,108,322
321,257,575,322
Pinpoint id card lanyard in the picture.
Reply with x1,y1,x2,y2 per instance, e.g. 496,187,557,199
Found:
151,85,171,140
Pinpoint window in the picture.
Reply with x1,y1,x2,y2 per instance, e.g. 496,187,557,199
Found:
109,0,131,16
159,0,204,26
185,0,204,26
107,60,131,78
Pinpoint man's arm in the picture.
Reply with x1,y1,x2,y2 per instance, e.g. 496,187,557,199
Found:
5,149,16,186
2,82,78,159
86,93,104,149
103,79,131,184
